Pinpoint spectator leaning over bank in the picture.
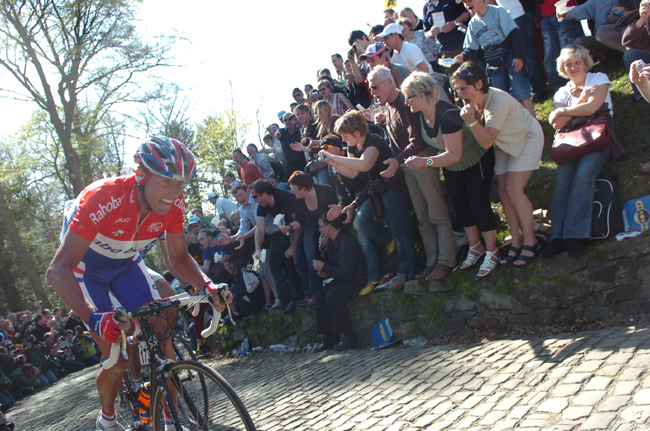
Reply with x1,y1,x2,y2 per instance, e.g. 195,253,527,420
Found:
369,66,456,283
321,110,416,292
452,61,544,268
402,72,499,277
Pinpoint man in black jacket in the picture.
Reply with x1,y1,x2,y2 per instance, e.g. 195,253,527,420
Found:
312,214,367,352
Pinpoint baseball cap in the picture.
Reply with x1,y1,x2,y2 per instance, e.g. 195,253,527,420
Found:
206,191,218,200
321,135,345,149
188,216,201,226
277,110,287,120
359,42,387,61
376,23,403,38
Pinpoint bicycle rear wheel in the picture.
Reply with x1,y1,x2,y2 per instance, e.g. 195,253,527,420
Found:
150,361,256,431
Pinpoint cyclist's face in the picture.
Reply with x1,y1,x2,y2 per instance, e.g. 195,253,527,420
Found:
144,175,184,215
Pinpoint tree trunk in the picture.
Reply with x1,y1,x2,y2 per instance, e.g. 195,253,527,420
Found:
0,262,24,313
0,184,51,308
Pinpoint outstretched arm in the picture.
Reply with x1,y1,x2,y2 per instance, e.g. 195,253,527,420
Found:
46,231,96,323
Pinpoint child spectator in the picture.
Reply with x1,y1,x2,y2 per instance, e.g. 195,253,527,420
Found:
455,0,536,116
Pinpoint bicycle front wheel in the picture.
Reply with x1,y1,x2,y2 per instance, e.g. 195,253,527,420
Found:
172,332,198,362
150,361,256,431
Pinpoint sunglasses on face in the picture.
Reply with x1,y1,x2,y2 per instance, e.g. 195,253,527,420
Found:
370,80,387,90
457,69,476,79
251,193,259,199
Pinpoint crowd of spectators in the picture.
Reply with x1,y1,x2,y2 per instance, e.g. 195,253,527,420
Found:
0,302,101,413
13,2,642,372
174,0,650,352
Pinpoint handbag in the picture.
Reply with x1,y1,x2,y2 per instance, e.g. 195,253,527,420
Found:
550,100,611,165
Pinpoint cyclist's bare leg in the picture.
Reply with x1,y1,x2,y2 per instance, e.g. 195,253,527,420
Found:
91,331,130,417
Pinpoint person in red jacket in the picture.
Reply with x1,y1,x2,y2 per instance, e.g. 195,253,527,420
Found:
233,149,264,185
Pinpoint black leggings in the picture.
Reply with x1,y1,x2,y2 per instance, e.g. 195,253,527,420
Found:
443,148,497,233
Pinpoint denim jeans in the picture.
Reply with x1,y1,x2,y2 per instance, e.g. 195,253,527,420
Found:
381,191,416,281
540,15,584,92
38,369,57,385
353,198,393,282
624,49,650,100
0,390,15,408
550,147,610,240
488,57,533,101
292,219,322,299
311,168,334,187
514,10,547,97
63,358,86,373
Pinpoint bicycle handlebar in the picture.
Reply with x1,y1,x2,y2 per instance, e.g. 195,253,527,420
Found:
102,292,226,369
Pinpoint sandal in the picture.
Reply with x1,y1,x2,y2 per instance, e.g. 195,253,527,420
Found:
460,243,486,270
500,245,522,267
477,250,499,277
514,243,540,268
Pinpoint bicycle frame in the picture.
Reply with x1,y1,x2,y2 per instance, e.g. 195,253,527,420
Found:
108,292,227,431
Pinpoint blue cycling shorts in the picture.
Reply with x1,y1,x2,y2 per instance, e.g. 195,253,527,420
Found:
74,255,161,312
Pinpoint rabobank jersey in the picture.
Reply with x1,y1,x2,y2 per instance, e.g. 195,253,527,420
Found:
61,175,186,268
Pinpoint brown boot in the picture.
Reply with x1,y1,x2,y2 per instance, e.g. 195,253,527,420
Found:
415,266,435,279
426,263,453,281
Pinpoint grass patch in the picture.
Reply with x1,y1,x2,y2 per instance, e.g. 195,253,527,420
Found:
406,322,424,339
584,244,601,261
457,279,479,299
394,290,418,314
492,281,512,296
548,273,573,286
423,292,446,328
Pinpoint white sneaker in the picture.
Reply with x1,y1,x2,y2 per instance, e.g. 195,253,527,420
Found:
270,299,282,309
96,410,118,431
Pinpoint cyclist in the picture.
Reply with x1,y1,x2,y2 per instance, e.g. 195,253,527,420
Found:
46,136,230,431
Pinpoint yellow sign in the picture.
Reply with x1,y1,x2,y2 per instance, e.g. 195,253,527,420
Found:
385,0,397,8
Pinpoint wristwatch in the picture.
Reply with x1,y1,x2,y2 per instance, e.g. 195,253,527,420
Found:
561,107,567,114
426,157,434,167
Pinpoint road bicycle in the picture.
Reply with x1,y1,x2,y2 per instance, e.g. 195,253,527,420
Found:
104,289,256,431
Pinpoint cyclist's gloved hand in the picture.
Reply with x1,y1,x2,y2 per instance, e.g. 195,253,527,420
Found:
88,310,121,343
204,281,231,312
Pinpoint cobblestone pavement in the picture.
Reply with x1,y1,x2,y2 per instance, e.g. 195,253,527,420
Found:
9,325,650,430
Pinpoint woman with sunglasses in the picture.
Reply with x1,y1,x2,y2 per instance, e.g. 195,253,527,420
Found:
290,101,338,187
317,79,355,116
402,72,499,277
452,62,544,268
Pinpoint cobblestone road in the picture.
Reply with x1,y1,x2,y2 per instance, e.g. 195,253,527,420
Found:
9,325,650,430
